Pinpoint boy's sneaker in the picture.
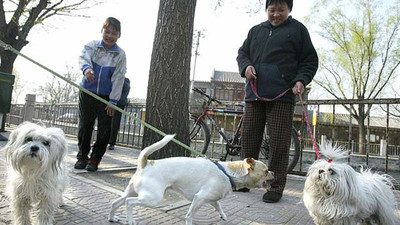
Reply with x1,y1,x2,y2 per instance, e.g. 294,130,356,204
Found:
108,145,115,150
86,158,100,172
74,159,88,169
234,188,250,192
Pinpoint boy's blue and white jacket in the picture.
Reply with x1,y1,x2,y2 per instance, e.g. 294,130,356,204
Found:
79,40,126,105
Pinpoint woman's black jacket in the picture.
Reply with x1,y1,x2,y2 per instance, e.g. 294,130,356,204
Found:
237,16,318,103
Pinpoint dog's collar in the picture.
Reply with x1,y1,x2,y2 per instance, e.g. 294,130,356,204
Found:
213,161,235,189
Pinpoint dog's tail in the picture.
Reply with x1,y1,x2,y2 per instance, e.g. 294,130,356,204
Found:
137,134,176,169
320,141,348,162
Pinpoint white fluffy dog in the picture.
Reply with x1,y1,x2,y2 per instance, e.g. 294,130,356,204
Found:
108,134,274,225
303,142,400,225
3,122,68,225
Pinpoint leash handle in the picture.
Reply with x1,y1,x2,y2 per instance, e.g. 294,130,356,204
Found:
298,94,321,159
250,79,291,101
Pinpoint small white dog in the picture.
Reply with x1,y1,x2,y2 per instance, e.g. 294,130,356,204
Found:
3,122,68,225
108,134,274,225
303,142,400,225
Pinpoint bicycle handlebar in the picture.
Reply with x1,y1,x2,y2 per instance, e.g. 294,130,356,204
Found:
192,88,222,104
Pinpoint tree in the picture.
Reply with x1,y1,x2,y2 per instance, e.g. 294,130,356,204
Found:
39,65,80,104
143,0,196,159
307,0,400,153
10,68,25,104
0,0,103,74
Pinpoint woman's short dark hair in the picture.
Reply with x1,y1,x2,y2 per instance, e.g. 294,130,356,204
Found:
102,17,121,35
266,0,293,11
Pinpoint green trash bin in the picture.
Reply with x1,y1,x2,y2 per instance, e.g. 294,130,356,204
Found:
0,72,15,113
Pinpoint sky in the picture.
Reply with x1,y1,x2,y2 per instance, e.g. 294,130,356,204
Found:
12,0,314,102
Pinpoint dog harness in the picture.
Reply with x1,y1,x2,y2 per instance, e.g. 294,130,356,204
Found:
213,161,235,189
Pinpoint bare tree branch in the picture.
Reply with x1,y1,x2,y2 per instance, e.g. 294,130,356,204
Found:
0,0,104,74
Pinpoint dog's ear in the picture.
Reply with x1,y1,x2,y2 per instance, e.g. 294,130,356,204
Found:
46,127,67,155
245,158,255,170
224,160,251,177
342,165,360,202
5,127,19,147
3,123,23,158
45,127,67,173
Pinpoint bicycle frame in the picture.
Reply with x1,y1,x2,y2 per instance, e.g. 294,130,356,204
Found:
191,88,300,171
197,105,243,148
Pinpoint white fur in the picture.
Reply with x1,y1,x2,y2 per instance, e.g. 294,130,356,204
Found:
3,122,68,225
303,142,400,225
108,134,274,225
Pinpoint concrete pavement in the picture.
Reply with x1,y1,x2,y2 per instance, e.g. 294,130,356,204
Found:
0,129,399,225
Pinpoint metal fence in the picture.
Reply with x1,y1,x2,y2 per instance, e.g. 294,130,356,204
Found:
6,102,146,148
5,97,400,173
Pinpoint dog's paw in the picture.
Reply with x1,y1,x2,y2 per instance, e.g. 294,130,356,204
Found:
128,219,137,225
108,215,120,223
58,200,65,208
220,213,227,221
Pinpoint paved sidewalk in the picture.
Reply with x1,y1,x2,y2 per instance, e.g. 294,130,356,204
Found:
0,130,399,225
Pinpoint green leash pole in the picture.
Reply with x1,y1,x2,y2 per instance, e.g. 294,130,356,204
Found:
0,39,204,157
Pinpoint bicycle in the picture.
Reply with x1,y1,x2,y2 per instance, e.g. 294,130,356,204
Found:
189,87,301,172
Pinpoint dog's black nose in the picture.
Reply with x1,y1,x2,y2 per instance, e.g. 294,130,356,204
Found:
31,146,39,152
318,169,324,174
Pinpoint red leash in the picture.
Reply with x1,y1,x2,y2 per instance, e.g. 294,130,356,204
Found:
250,79,291,101
297,94,321,160
250,79,321,159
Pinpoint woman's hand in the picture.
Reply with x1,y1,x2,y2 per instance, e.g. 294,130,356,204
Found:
84,68,94,82
105,105,115,117
292,81,305,95
245,65,257,80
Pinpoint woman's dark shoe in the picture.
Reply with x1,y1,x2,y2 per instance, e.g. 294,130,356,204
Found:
74,159,88,169
262,191,282,203
86,158,100,172
108,145,115,150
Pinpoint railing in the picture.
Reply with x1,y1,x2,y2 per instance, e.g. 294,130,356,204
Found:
6,102,146,149
5,97,400,173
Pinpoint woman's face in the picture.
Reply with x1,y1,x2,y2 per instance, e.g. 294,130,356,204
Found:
102,25,120,49
267,2,291,26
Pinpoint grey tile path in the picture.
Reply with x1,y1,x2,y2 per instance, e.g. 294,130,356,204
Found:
0,129,399,225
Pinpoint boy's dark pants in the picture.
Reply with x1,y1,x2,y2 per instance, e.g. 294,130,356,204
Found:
241,101,294,194
77,91,112,161
108,104,125,146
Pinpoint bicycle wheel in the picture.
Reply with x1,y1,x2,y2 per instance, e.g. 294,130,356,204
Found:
259,126,300,173
189,116,210,155
288,127,300,172
259,135,270,164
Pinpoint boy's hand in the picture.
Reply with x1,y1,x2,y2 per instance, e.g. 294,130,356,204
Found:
84,69,94,82
105,105,115,117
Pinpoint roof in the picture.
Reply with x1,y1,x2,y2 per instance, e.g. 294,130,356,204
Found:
212,70,244,84
317,112,400,129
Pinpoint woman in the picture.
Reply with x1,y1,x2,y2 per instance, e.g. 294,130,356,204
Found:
236,0,318,202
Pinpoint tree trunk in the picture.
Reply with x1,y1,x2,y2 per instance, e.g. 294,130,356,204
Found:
0,49,19,74
143,0,196,159
357,103,366,154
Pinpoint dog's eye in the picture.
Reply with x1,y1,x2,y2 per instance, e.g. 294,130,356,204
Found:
42,140,50,146
328,168,336,175
25,137,33,143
